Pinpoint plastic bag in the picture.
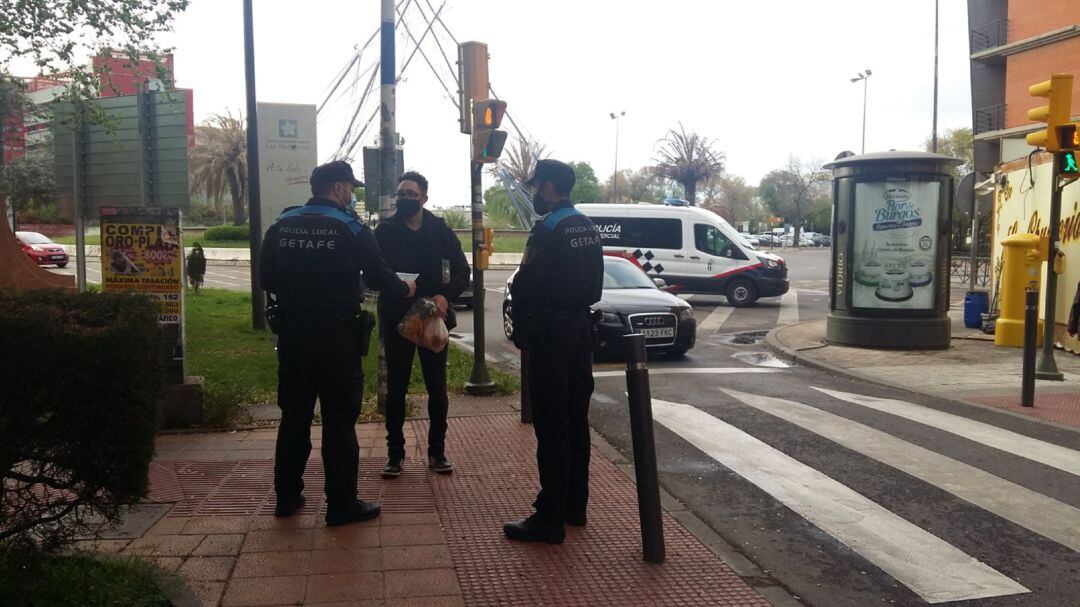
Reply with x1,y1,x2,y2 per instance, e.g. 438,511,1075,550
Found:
397,297,449,353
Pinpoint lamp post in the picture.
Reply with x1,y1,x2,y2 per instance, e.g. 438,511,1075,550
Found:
850,70,872,154
610,111,625,202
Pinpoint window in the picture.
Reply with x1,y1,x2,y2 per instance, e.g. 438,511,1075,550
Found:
694,224,746,259
588,217,682,250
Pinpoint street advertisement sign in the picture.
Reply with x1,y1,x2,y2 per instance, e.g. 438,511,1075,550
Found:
852,181,940,310
994,156,1080,353
257,103,317,232
100,207,185,381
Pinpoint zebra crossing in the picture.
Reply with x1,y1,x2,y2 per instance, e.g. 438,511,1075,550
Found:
592,374,1080,605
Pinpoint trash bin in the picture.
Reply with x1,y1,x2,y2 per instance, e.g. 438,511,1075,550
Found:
963,291,989,329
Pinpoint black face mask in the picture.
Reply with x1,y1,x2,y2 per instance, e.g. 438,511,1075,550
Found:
395,198,421,218
532,191,550,216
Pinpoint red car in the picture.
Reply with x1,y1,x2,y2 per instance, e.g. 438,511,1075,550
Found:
16,231,69,268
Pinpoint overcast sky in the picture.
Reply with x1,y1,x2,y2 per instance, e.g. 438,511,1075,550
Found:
160,0,972,207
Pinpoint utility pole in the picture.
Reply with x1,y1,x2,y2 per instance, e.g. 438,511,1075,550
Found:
1035,157,1065,380
377,0,398,411
932,0,939,153
610,111,625,202
243,0,266,331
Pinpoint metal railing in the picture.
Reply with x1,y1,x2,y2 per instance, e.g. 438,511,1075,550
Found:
950,255,992,288
970,19,1009,53
974,104,1006,135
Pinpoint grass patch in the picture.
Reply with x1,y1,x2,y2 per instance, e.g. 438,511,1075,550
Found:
458,234,528,254
0,547,176,607
185,288,518,427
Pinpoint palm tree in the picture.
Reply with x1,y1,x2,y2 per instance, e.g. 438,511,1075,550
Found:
653,123,725,205
497,137,547,184
189,112,247,225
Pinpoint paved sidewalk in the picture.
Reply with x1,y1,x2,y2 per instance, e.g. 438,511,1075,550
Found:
768,310,1080,429
81,405,775,606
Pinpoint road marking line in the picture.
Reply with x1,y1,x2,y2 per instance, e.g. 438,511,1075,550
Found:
777,289,799,325
698,304,733,332
678,294,695,301
725,389,1080,553
651,398,1029,603
593,367,781,378
814,388,1080,478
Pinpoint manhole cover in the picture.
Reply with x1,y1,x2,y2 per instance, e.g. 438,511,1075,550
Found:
722,330,768,345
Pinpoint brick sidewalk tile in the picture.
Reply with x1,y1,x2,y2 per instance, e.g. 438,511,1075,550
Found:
182,515,252,535
193,533,245,556
241,528,314,553
309,547,384,573
179,555,236,581
221,575,306,607
304,571,384,603
386,568,461,598
232,550,312,578
189,580,225,607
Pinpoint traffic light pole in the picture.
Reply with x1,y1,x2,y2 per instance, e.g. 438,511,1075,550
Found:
1035,156,1065,381
465,160,495,395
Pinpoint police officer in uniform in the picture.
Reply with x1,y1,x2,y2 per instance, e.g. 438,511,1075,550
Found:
260,160,415,527
504,159,603,544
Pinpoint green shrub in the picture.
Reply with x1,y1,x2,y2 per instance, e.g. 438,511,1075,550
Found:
0,546,174,606
0,290,163,550
202,224,250,241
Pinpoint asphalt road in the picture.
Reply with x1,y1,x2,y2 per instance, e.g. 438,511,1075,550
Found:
58,249,1080,605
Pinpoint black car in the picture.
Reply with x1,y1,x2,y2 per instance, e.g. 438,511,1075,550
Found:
503,255,697,358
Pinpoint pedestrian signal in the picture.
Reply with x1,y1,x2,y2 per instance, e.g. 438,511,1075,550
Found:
471,99,508,163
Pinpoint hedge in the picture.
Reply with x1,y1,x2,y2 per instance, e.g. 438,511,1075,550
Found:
202,224,250,242
0,289,162,550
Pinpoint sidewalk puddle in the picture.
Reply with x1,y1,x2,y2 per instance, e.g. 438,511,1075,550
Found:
731,351,790,368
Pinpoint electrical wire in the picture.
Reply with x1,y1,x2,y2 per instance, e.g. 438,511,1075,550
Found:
396,5,459,111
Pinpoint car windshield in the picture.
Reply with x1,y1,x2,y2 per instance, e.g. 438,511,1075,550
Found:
17,232,51,244
603,258,656,289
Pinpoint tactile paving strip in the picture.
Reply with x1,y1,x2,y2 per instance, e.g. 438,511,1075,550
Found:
150,458,435,517
420,414,769,607
969,392,1080,428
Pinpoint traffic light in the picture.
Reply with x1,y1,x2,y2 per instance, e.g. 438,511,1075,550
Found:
1026,74,1074,151
1057,123,1080,151
471,99,508,163
1060,150,1080,178
475,228,495,270
457,42,488,134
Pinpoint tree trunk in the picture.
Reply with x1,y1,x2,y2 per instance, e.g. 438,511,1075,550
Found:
794,198,802,248
227,169,244,225
685,180,696,206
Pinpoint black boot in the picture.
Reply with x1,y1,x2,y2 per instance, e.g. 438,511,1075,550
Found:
382,457,403,478
428,454,454,475
325,500,381,526
503,514,565,544
274,494,305,518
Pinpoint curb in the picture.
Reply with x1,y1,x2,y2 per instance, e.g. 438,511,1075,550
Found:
588,428,805,607
764,321,1080,435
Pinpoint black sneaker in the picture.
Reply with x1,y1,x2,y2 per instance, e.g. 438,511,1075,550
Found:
274,494,305,518
325,500,381,526
566,511,587,527
503,514,565,544
428,455,454,475
382,457,403,478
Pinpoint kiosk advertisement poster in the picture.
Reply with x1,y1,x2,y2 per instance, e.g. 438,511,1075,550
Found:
100,208,184,324
852,181,940,310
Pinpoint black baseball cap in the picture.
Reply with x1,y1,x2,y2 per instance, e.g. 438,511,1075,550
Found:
525,159,576,194
310,160,363,189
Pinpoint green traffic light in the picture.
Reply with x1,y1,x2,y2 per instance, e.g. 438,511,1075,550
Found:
1063,152,1080,174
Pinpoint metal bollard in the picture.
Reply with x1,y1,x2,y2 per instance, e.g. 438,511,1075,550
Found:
623,333,665,564
1022,290,1038,407
520,349,532,423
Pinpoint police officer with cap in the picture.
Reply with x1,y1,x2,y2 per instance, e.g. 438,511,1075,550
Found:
260,160,416,527
504,159,603,544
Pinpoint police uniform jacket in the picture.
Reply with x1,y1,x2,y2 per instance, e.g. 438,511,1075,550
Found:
260,197,407,315
510,200,603,331
373,209,470,319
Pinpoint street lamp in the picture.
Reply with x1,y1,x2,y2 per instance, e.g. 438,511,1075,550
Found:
850,69,872,154
610,111,625,202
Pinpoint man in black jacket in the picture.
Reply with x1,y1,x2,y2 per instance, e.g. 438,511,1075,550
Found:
504,159,604,544
260,160,415,526
375,171,470,477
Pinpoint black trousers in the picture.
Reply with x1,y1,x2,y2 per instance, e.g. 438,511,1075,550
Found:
381,309,449,460
274,314,363,508
527,314,594,524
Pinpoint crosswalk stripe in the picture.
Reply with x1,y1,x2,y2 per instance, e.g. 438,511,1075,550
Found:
777,289,799,325
651,398,1029,603
678,293,695,301
698,304,733,331
724,389,1080,553
592,367,781,378
813,388,1080,478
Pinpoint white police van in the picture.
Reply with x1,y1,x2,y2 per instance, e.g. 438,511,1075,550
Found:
577,203,789,306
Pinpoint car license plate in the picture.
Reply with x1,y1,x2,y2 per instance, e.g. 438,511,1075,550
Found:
50,255,65,260
642,327,674,338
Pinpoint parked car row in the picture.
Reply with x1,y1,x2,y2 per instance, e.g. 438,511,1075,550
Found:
750,231,830,248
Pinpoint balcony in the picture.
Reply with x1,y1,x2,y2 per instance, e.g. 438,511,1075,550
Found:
970,19,1008,54
974,104,1006,135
